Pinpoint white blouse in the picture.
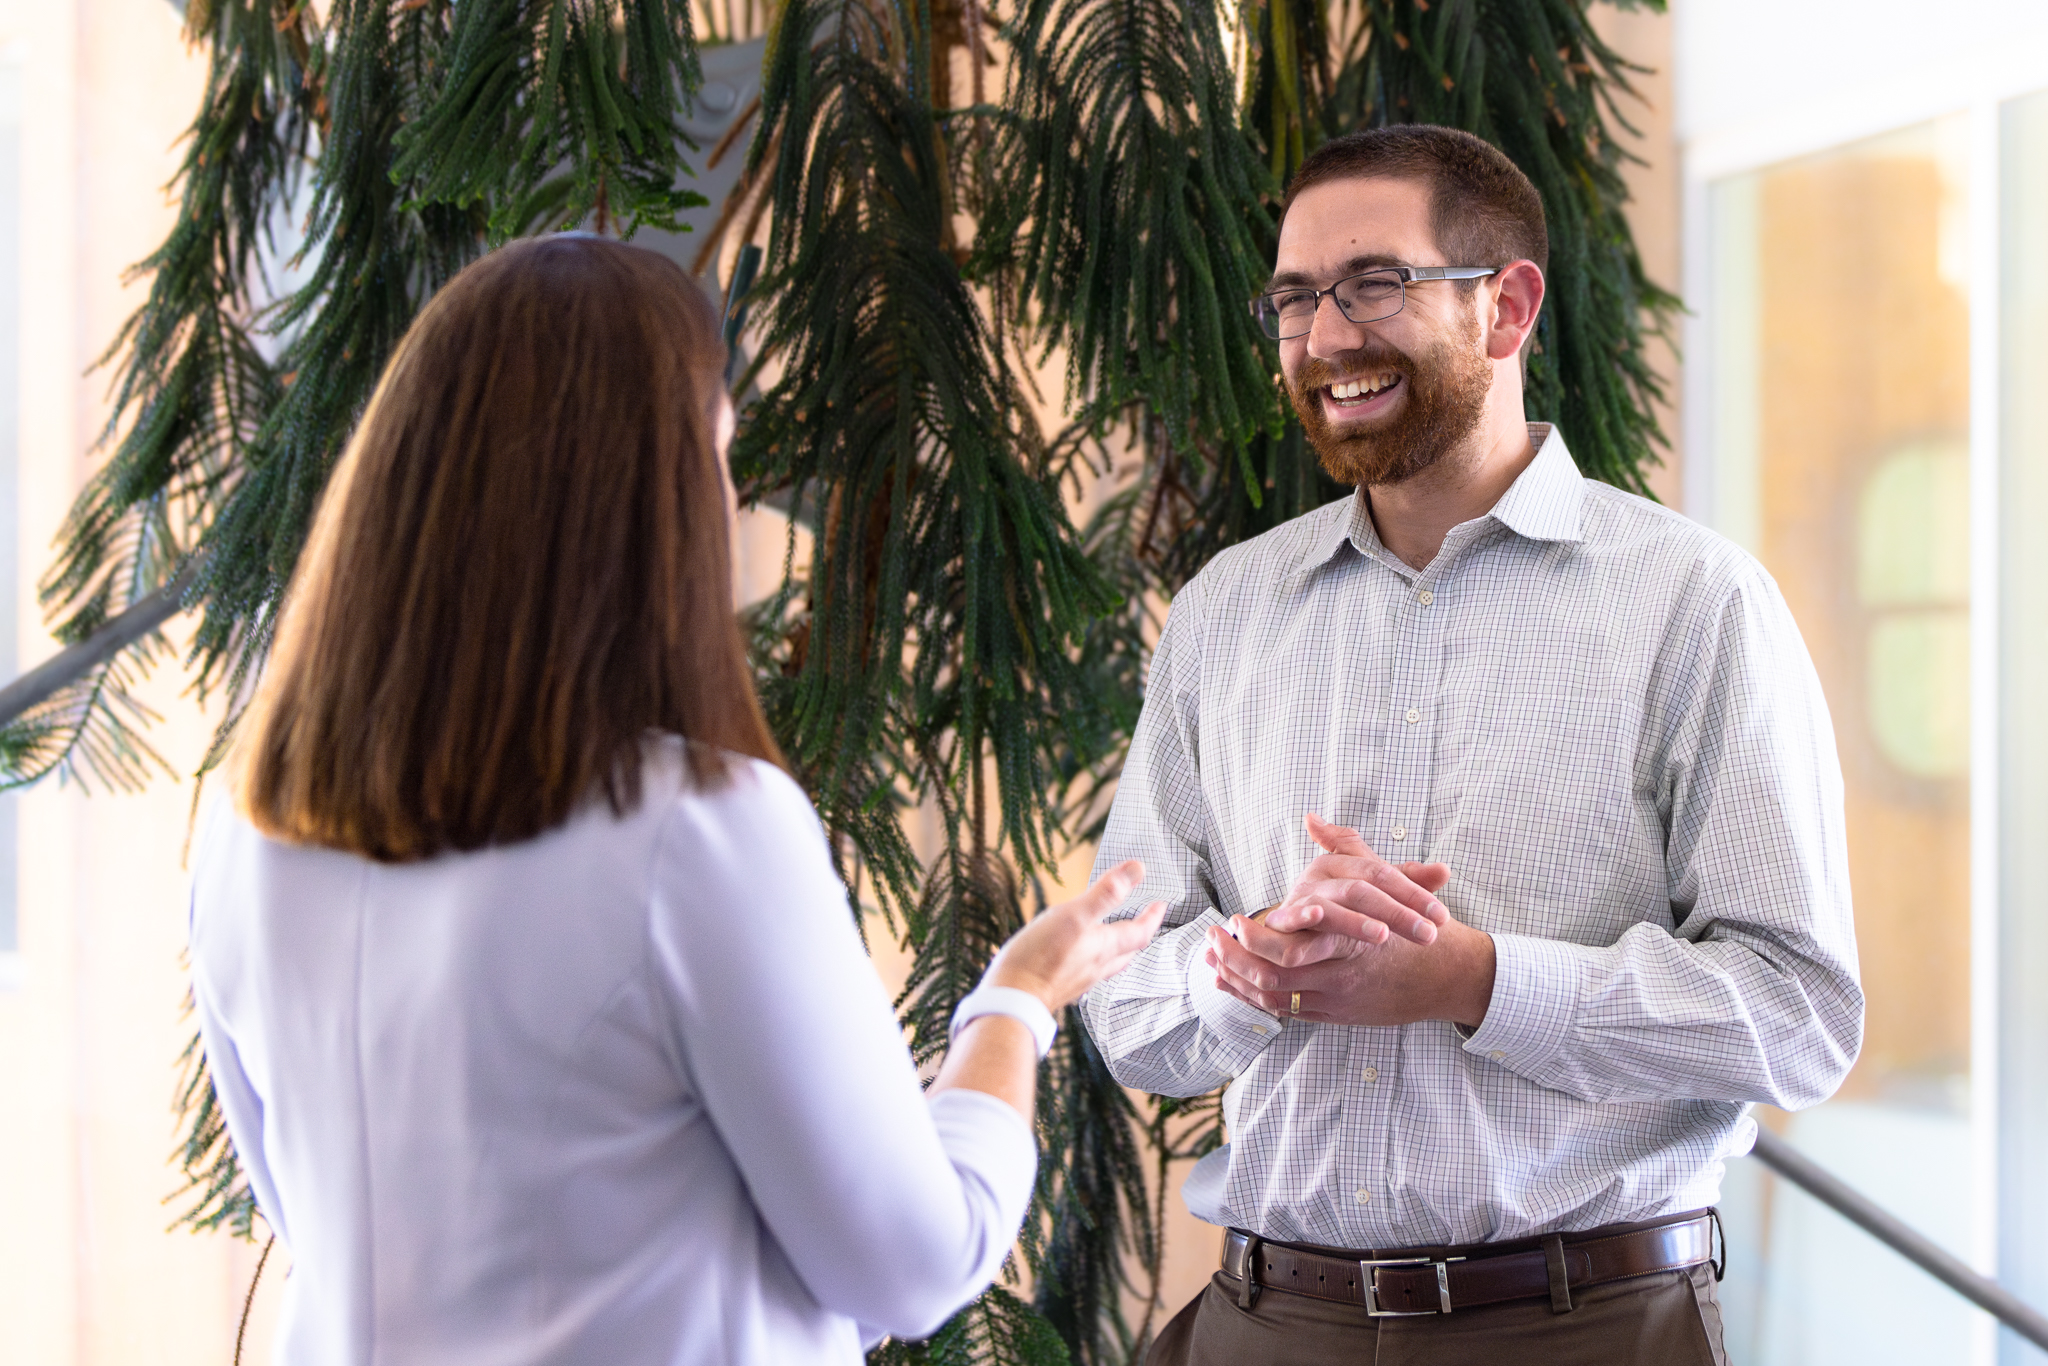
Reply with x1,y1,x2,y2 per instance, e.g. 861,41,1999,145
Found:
187,742,1037,1365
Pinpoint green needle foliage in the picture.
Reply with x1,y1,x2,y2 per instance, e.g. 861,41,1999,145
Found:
7,0,1674,1362
995,0,1281,481
740,0,1121,906
870,1286,1074,1366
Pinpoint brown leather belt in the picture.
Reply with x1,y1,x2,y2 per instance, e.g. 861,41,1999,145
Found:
1220,1211,1717,1317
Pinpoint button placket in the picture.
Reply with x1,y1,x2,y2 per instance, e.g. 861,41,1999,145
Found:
1334,557,1438,1245
1380,564,1448,874
1340,569,1445,1244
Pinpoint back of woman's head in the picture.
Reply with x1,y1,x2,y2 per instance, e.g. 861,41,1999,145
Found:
242,235,781,863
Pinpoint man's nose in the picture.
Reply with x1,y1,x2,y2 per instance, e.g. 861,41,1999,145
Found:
1305,292,1367,359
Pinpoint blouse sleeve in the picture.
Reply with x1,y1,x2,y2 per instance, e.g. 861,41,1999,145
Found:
645,761,1037,1340
185,813,294,1250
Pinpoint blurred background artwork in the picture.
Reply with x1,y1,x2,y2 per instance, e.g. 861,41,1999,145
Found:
1706,113,1980,1364
2,0,2048,1363
1685,5,2048,1358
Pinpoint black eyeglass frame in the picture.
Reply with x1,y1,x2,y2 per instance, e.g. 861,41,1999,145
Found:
1248,265,1500,341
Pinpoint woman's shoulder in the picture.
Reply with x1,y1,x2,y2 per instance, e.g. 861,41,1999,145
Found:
191,739,824,892
644,740,830,869
640,744,851,945
643,738,810,822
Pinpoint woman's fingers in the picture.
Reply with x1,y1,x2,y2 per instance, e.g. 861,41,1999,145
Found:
988,866,1155,1010
1099,903,1165,958
1060,898,1163,996
985,871,1165,1013
1071,859,1145,918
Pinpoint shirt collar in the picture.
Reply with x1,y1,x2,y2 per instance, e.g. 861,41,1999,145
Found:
1293,422,1585,582
1485,423,1585,545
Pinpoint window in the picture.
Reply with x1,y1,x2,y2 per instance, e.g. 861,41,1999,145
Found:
1706,116,1979,1366
1998,85,2048,1366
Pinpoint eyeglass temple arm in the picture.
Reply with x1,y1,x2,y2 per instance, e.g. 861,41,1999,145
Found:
1403,267,1498,281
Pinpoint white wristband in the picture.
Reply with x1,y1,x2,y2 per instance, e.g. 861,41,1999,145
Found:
950,985,1059,1060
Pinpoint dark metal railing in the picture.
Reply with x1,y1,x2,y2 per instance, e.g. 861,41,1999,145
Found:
1751,1128,2048,1351
0,564,197,729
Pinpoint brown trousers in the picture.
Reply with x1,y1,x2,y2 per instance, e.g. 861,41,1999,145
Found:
1146,1262,1729,1366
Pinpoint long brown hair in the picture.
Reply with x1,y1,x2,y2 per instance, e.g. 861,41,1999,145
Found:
241,235,782,862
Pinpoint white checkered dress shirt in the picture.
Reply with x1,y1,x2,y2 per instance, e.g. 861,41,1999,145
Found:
1079,424,1862,1249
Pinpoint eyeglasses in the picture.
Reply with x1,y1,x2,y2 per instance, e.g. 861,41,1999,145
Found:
1248,266,1499,340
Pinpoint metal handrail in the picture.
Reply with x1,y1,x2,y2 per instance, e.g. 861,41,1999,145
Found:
0,564,198,729
1750,1128,2048,1351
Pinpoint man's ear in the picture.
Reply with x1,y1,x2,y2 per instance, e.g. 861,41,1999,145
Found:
1486,259,1545,363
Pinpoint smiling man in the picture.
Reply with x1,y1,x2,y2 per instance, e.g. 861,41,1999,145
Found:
1078,127,1862,1364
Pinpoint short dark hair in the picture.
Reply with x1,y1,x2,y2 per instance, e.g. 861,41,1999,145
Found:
243,236,784,862
1282,125,1548,280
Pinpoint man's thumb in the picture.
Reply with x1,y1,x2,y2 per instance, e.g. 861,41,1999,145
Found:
1304,811,1369,855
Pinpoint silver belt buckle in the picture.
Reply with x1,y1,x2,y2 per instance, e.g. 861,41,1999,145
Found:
1359,1256,1458,1316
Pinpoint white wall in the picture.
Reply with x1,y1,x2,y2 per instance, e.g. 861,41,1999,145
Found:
0,4,285,1362
1676,0,2048,177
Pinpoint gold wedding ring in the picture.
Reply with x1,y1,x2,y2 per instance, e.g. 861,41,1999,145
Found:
1290,991,1301,1016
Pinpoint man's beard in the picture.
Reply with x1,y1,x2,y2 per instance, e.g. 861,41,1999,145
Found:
1285,324,1493,488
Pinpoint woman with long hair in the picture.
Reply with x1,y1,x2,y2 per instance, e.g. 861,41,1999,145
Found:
186,235,1163,1364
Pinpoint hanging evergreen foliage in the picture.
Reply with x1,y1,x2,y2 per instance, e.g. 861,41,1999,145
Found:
0,1,1674,1362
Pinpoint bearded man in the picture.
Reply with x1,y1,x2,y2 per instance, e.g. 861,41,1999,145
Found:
1079,126,1861,1365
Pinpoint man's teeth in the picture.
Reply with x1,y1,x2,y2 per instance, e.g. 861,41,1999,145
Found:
1329,373,1399,400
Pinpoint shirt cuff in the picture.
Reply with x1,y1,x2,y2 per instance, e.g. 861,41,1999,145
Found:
1460,931,1593,1078
1184,910,1286,1071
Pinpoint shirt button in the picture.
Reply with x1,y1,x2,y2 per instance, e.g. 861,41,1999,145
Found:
1253,1024,1269,1035
1404,707,1421,724
1362,1066,1379,1083
1390,826,1407,841
1418,589,1434,606
1490,1051,1506,1062
1354,1188,1372,1205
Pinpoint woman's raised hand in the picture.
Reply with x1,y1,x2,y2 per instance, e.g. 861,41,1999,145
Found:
983,861,1165,1012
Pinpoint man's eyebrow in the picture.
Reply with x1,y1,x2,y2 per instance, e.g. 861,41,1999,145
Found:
1261,254,1409,292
